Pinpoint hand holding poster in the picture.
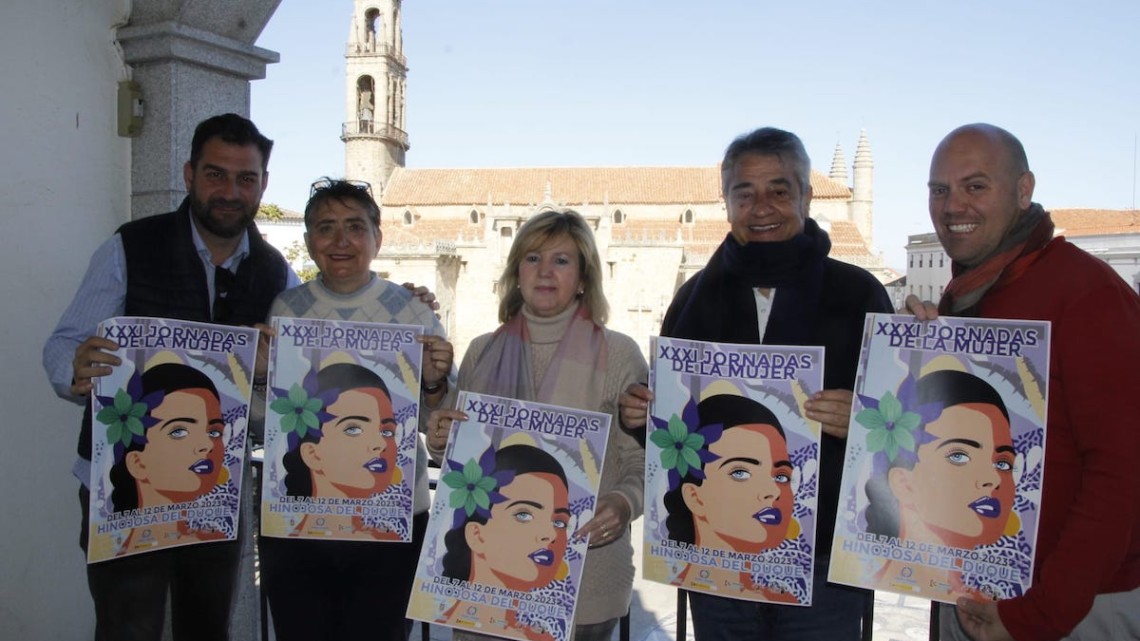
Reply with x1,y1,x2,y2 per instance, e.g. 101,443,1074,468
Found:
260,317,424,542
407,391,610,641
87,317,258,562
829,313,1049,604
643,337,824,605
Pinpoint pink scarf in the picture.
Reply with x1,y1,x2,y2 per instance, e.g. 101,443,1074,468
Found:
467,304,607,410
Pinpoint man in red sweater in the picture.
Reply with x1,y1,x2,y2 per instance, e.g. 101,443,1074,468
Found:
908,123,1140,641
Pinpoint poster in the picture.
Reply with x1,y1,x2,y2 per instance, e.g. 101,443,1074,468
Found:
87,317,258,563
829,313,1050,604
407,391,610,641
643,337,824,606
260,317,423,542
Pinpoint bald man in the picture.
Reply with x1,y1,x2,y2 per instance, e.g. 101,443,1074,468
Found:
908,124,1140,641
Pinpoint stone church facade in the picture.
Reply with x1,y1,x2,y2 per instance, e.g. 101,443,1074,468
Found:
264,0,895,358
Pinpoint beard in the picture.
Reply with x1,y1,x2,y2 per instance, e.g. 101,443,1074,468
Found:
188,189,257,239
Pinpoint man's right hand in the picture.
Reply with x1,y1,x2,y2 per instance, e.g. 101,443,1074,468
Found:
70,336,121,396
903,294,940,321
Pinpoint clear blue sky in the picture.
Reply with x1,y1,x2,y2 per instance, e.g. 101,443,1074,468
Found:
252,0,1140,270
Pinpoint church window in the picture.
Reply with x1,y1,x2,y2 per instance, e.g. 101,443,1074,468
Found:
682,209,694,224
613,209,624,224
356,76,376,134
403,210,412,225
364,8,382,52
909,254,914,268
939,254,944,268
470,209,479,224
499,226,513,261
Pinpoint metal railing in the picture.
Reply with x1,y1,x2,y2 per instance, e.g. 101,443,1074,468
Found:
341,122,409,148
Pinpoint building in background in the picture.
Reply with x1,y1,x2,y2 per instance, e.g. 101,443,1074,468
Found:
260,0,897,359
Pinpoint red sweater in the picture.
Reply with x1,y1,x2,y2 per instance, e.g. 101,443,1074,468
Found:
980,238,1140,641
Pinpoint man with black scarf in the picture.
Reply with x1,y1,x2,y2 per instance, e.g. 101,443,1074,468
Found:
621,127,892,641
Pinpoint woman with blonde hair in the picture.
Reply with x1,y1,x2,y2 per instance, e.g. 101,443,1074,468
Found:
429,208,647,641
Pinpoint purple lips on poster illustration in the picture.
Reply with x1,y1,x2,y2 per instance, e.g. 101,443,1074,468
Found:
407,391,610,641
260,317,424,542
87,317,258,563
643,336,824,606
829,313,1050,604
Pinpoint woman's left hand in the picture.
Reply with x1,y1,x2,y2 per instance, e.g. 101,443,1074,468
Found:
575,492,632,549
419,335,453,391
402,282,441,316
804,388,854,439
427,408,467,452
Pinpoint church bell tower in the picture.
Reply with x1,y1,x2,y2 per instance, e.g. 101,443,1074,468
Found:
343,0,408,192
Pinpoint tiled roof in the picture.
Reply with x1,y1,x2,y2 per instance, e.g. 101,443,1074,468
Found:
827,220,874,258
1051,209,1140,237
381,166,850,206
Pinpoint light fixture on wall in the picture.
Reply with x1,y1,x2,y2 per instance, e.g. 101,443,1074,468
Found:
117,80,143,137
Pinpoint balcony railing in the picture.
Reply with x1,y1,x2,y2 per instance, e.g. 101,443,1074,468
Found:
346,42,407,67
341,122,409,148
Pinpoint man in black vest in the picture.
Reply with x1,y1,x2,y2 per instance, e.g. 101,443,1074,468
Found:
44,113,295,641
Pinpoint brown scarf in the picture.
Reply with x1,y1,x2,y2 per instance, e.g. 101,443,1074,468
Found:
938,204,1054,317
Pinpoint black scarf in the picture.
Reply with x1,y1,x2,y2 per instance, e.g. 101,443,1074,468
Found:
667,218,831,346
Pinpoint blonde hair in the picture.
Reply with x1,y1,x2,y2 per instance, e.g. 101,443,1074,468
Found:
497,208,609,325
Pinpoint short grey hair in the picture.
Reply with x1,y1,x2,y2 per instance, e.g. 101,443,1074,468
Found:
720,127,811,196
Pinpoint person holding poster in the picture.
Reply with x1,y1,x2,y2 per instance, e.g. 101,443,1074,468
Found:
428,209,647,641
258,178,455,641
907,124,1140,641
622,128,893,640
43,114,296,640
85,327,260,562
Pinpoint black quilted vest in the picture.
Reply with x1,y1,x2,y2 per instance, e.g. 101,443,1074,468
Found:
77,199,289,459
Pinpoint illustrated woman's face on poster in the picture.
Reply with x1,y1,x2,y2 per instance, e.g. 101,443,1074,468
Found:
301,387,397,498
685,423,793,553
467,471,571,591
892,402,1015,548
126,389,224,505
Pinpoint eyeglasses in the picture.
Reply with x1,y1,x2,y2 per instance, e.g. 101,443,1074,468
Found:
213,265,234,323
309,178,373,198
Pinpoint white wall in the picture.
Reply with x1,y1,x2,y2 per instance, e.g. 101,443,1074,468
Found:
0,0,132,637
